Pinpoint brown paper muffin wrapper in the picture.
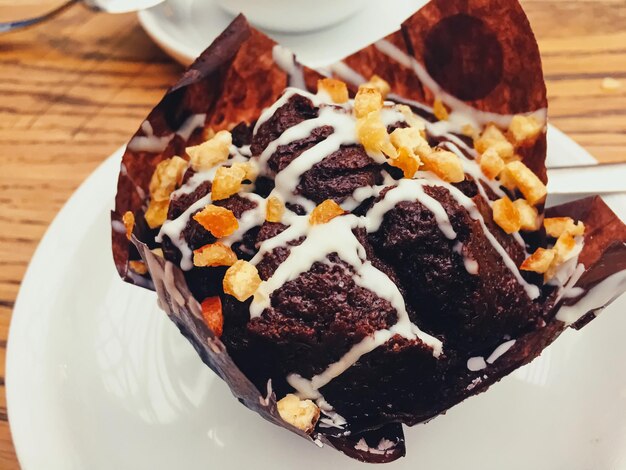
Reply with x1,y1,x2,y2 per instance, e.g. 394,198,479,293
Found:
111,0,626,463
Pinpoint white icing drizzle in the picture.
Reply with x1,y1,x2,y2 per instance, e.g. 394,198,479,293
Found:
272,45,306,90
486,339,516,364
556,268,626,326
559,263,586,300
127,114,206,153
177,113,207,141
326,61,366,86
467,357,487,371
128,120,173,153
365,178,456,239
453,243,479,275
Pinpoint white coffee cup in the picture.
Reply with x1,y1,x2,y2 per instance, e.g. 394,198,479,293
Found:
214,0,366,33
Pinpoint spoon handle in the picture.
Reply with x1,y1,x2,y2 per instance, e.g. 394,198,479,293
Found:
547,161,626,195
0,0,80,34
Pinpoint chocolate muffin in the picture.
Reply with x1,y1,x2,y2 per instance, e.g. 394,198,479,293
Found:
112,1,626,463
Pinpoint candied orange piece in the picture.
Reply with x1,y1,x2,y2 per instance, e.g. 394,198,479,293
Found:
390,147,420,178
193,205,239,238
223,260,262,301
503,161,547,206
128,260,148,275
266,196,285,223
513,199,540,231
277,394,320,433
309,199,345,225
364,74,391,98
520,248,556,274
475,124,514,161
433,98,449,121
149,156,188,202
186,130,232,171
212,164,246,201
354,87,383,119
356,111,397,159
317,78,349,104
151,248,164,258
421,149,465,183
201,296,224,338
145,199,169,229
390,127,431,159
544,217,585,238
231,161,258,182
122,211,135,240
396,104,426,132
193,242,238,267
492,196,522,234
479,148,505,180
543,232,578,280
508,115,542,146
461,124,478,140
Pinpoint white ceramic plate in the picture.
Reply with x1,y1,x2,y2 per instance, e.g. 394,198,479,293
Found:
137,0,429,67
6,126,626,469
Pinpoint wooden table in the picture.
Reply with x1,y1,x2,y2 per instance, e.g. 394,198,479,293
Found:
0,1,624,467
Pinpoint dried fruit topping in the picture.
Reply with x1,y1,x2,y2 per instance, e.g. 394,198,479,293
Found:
309,199,345,225
507,115,542,146
277,394,320,434
128,260,148,275
390,147,420,178
396,104,426,132
475,124,515,161
201,296,224,338
149,156,188,202
193,205,239,238
492,196,521,234
521,232,579,281
520,247,556,274
421,149,465,183
544,217,585,238
317,78,349,104
122,211,135,240
513,199,540,231
223,260,262,301
212,164,247,201
145,199,170,229
354,87,383,119
145,155,188,228
433,98,449,121
356,111,397,159
364,74,391,99
193,242,238,267
186,130,232,171
151,248,164,258
502,161,547,206
478,148,505,180
231,161,258,182
390,127,430,159
266,196,285,223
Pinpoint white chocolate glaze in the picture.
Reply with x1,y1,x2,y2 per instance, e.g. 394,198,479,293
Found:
486,339,516,364
556,267,626,326
272,45,306,90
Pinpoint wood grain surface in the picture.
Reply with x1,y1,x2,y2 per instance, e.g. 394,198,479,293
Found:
0,1,624,467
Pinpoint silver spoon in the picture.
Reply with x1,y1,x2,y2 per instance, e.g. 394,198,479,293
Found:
547,161,626,196
0,0,165,33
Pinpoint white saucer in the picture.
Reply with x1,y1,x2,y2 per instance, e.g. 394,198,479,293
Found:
138,0,428,67
6,125,626,469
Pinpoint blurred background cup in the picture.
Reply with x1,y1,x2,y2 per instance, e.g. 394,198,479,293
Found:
214,0,366,33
